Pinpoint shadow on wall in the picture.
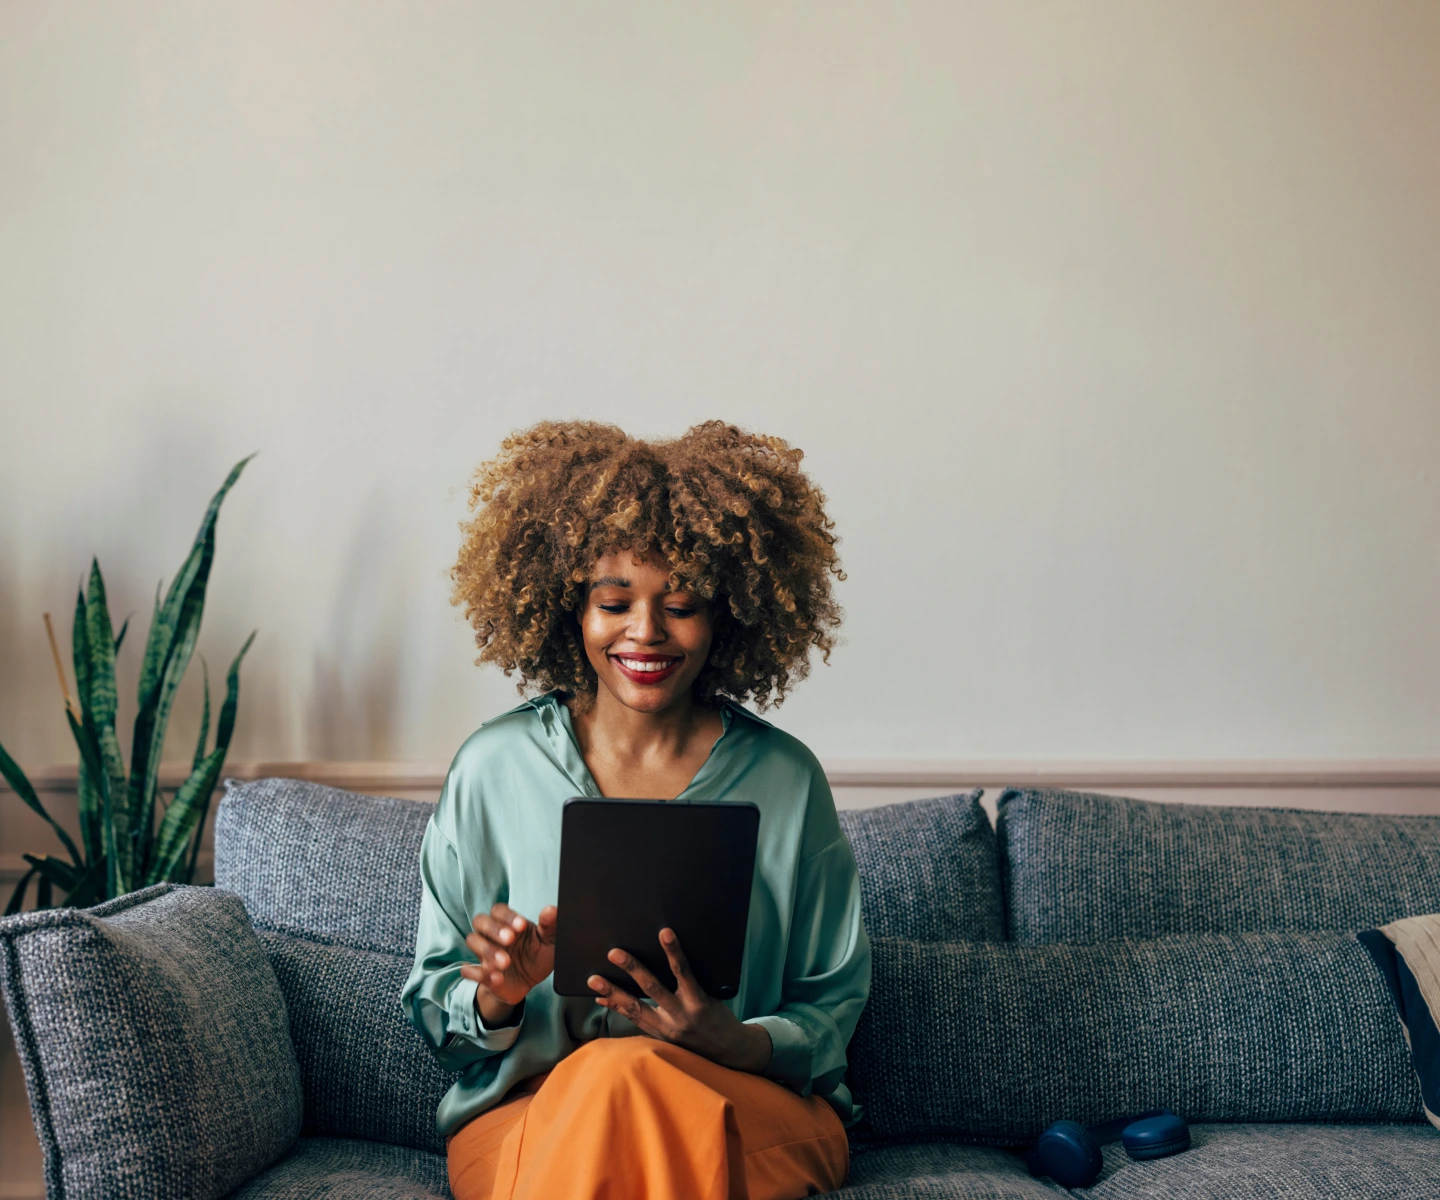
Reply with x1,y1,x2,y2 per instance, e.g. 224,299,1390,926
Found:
307,489,416,761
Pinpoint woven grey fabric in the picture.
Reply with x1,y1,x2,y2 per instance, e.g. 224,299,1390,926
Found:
229,1137,452,1199
216,777,432,956
845,934,1421,1142
836,1143,1065,1198
257,929,455,1154
838,791,1002,942
1079,1122,1440,1200
998,787,1440,944
0,884,301,1200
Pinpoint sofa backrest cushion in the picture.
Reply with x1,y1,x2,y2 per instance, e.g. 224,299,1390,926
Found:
0,885,303,1200
216,777,431,956
837,791,1002,941
998,788,1440,944
215,779,456,1152
257,930,454,1154
846,931,1421,1142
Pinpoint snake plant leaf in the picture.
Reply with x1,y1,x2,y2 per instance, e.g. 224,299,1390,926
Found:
75,759,103,865
36,873,52,910
64,862,104,909
192,657,211,773
4,867,37,917
114,616,130,654
186,630,254,880
129,456,252,866
70,596,102,863
22,853,79,894
69,708,119,898
215,631,256,752
0,739,83,866
98,723,133,892
146,745,225,886
81,565,134,890
71,586,91,718
83,561,120,732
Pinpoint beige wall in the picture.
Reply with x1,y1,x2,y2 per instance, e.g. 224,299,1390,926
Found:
2,1,1439,773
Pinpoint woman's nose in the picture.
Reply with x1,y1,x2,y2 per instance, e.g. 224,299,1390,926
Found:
627,604,665,643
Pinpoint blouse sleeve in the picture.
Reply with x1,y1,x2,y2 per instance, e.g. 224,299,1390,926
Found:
744,772,872,1101
401,813,522,1073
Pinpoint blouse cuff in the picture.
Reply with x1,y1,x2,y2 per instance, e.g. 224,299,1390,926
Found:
747,1014,813,1093
446,978,525,1052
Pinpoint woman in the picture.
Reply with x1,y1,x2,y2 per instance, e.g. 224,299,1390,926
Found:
402,420,871,1200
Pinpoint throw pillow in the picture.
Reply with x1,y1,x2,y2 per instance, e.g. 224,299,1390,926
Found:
0,884,303,1200
1359,914,1440,1131
838,791,1002,941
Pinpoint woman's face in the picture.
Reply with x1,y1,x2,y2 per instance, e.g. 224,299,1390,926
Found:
579,550,714,714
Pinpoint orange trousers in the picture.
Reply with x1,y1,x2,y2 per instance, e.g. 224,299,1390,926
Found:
446,1037,849,1200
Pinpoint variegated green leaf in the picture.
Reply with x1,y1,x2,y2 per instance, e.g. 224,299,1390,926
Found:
215,631,256,751
76,758,102,865
130,456,252,867
69,709,119,898
98,723,132,893
4,867,36,917
71,587,91,717
0,739,83,866
185,631,254,880
23,853,79,894
64,863,105,909
83,561,120,731
192,657,211,772
146,746,225,886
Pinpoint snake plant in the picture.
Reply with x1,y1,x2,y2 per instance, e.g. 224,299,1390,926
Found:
2,457,256,914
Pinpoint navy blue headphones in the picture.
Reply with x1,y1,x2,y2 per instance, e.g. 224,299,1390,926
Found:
1024,1109,1191,1188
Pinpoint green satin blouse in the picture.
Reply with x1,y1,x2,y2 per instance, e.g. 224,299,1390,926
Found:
400,692,872,1137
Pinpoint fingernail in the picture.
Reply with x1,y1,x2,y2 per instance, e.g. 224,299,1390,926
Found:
607,949,624,964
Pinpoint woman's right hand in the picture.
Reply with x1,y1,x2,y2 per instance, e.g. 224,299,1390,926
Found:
461,903,558,1015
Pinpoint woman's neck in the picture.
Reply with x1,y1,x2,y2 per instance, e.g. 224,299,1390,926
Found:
568,686,725,799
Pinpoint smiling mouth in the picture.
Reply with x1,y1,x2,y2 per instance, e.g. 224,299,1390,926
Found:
609,654,683,684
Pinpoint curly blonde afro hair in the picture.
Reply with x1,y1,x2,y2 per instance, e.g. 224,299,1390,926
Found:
452,420,844,710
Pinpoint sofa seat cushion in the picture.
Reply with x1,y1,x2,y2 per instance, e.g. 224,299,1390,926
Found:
998,788,1440,943
839,791,1003,942
836,1143,1065,1198
847,934,1420,1142
1077,1122,1440,1200
227,1137,451,1199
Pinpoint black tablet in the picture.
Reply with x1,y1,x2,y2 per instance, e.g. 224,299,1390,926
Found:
553,798,760,999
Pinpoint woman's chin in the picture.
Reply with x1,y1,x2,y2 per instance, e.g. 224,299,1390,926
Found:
604,676,689,713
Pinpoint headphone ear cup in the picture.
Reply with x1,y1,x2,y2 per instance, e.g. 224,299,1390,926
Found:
1033,1120,1105,1188
1121,1113,1192,1162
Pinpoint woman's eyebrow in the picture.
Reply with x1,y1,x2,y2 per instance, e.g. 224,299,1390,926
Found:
590,575,631,588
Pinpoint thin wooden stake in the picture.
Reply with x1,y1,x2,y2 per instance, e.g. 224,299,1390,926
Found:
43,612,81,722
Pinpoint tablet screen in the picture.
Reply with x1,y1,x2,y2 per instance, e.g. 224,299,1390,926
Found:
553,798,760,999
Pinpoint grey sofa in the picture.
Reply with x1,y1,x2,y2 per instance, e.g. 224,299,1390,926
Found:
5,779,1440,1199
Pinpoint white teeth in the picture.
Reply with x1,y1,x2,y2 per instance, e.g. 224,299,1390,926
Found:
616,657,675,672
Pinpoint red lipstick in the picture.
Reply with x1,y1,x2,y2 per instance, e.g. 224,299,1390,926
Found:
609,653,683,686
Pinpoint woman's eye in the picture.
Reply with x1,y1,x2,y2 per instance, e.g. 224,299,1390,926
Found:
598,604,628,614
666,607,696,617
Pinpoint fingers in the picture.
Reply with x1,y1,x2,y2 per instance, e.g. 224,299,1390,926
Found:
475,903,529,944
658,929,701,1002
606,948,681,1015
536,905,559,945
587,974,660,1030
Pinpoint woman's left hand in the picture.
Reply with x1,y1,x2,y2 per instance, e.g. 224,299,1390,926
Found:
588,928,773,1074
